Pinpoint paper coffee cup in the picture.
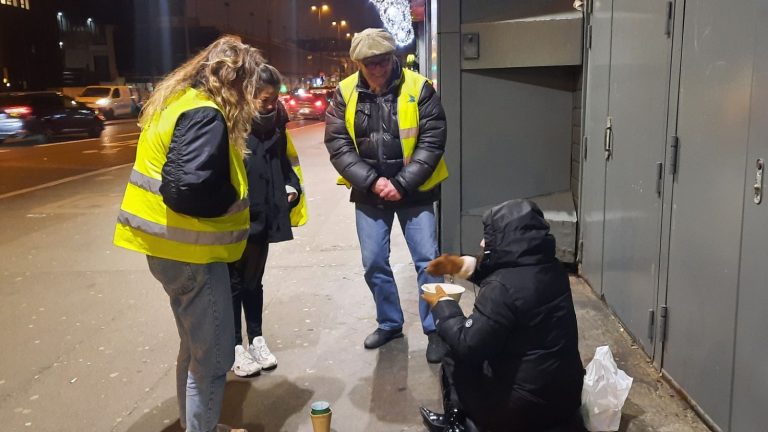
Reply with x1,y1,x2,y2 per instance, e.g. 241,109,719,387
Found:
421,283,466,301
310,401,332,432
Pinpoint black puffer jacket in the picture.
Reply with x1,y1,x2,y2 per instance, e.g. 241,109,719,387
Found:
244,103,301,243
160,107,237,218
324,63,447,207
432,200,584,428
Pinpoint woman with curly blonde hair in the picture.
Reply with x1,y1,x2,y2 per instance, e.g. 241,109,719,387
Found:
114,35,264,432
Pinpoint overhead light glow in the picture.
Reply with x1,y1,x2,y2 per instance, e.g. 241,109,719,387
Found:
370,0,414,46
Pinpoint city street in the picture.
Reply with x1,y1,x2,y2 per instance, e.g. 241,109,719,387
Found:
1,0,764,429
0,122,709,432
0,120,140,197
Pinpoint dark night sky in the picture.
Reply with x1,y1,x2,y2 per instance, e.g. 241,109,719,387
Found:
188,0,387,41
318,0,383,31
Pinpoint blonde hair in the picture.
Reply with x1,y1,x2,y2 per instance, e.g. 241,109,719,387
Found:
139,35,265,155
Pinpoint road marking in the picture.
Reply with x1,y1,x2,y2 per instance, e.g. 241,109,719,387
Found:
0,149,10,153
101,139,138,146
103,132,141,140
0,163,133,201
34,132,141,148
104,119,139,125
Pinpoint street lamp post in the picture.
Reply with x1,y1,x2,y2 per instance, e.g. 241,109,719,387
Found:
331,20,346,44
310,4,330,39
330,20,347,59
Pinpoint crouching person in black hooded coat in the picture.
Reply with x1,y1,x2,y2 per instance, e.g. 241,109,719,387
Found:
420,200,586,432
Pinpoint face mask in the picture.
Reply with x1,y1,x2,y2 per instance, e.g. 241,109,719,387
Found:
253,109,277,131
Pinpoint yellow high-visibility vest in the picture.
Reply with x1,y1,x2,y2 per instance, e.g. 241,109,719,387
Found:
113,88,249,264
336,68,448,192
286,131,308,226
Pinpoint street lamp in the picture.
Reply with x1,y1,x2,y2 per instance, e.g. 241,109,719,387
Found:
310,4,330,37
331,19,347,42
331,20,347,56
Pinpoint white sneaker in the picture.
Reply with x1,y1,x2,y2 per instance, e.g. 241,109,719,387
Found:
232,344,261,377
248,336,278,371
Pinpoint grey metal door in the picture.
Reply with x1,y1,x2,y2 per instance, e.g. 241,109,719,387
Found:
662,0,757,427
731,2,768,429
579,0,612,294
600,0,673,355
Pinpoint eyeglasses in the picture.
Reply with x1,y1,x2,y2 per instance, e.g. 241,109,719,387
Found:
362,56,392,70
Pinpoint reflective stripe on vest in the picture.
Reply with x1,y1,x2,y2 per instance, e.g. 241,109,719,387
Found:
336,68,448,192
127,169,249,216
113,87,250,264
286,131,308,227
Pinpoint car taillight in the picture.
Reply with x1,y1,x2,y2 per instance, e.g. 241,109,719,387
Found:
4,106,32,117
289,99,297,106
314,99,324,107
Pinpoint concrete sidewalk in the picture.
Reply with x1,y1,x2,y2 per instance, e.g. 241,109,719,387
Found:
0,122,709,431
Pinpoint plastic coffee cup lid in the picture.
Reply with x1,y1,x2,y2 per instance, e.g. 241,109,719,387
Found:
311,401,331,415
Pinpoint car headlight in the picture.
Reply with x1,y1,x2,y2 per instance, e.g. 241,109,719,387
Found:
96,98,110,106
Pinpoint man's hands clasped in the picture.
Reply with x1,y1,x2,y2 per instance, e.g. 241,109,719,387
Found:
371,177,402,201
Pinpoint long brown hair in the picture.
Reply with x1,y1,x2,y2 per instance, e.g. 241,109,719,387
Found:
139,35,264,155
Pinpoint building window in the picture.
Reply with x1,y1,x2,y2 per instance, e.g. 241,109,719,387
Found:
1,0,30,9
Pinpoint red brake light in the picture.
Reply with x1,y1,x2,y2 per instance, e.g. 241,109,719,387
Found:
4,106,32,117
289,99,297,106
314,99,324,107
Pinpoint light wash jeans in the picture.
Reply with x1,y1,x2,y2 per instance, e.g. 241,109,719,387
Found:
147,256,235,432
355,203,444,334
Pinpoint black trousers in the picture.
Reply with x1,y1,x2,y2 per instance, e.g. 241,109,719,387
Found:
441,356,585,432
228,238,270,346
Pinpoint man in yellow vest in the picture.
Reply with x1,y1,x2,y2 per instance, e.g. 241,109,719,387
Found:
113,36,259,432
325,28,450,363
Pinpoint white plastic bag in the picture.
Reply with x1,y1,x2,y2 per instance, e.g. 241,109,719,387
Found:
581,346,633,431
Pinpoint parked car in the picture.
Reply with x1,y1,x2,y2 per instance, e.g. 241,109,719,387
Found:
284,90,329,121
0,92,104,144
75,85,140,120
308,86,335,104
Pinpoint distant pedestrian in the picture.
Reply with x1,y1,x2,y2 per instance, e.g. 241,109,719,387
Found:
405,53,420,72
419,200,585,432
229,64,307,378
324,28,450,363
113,35,262,432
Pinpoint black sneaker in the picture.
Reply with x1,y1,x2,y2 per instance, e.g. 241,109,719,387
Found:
426,332,449,363
363,328,403,349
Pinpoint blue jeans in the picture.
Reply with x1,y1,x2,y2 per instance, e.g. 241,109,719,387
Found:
147,256,235,432
355,203,444,334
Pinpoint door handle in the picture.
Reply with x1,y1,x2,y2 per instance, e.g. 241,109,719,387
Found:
604,117,613,160
754,158,764,205
656,162,663,197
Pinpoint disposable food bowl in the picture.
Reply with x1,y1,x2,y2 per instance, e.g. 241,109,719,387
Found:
421,283,466,301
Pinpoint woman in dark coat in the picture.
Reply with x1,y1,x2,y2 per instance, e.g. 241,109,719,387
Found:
420,200,585,432
229,64,303,377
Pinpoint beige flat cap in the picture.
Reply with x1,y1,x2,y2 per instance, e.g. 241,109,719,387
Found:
350,28,396,61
